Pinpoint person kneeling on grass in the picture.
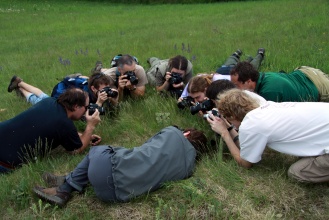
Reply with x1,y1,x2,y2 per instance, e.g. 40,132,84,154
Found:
206,89,329,183
33,126,208,207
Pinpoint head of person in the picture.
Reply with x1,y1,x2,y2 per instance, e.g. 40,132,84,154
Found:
168,55,188,79
183,128,208,161
216,89,259,129
57,88,89,120
205,79,236,102
230,61,259,91
116,54,137,75
187,74,213,103
88,71,111,95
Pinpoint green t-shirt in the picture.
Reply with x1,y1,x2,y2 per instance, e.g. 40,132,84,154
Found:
255,70,319,102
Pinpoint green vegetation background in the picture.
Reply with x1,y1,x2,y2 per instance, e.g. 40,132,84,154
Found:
0,0,328,219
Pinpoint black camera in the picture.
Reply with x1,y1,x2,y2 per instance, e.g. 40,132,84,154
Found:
190,99,214,115
177,96,194,109
169,72,183,85
124,71,139,85
203,109,221,120
100,86,118,98
88,103,105,116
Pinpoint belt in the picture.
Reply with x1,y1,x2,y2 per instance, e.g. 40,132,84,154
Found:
0,161,15,170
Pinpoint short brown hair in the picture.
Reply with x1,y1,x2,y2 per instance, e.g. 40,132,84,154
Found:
57,88,88,111
216,89,259,121
230,61,259,83
88,71,111,91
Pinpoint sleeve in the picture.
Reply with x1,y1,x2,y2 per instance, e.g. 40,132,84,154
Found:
180,83,189,98
239,129,268,163
59,120,82,151
135,65,148,87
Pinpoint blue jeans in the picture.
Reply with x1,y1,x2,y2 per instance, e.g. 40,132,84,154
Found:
27,93,49,105
0,165,13,174
65,146,117,202
216,54,264,74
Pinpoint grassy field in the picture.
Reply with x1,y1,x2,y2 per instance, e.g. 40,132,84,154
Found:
0,0,329,219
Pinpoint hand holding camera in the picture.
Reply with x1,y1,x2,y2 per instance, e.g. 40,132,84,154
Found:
169,72,183,87
99,86,118,98
123,71,139,85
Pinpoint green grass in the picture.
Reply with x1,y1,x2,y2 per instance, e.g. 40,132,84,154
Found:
0,0,329,219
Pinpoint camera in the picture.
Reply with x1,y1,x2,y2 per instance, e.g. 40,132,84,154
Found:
88,103,105,115
203,109,221,120
190,99,215,115
100,87,118,98
169,72,183,85
177,96,194,109
124,71,139,85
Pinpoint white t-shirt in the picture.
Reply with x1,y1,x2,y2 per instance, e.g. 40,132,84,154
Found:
240,102,329,163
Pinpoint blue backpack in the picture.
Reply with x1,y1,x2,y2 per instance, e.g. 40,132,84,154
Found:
51,76,89,99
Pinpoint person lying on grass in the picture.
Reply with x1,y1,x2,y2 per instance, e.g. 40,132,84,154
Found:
207,89,329,183
33,126,209,207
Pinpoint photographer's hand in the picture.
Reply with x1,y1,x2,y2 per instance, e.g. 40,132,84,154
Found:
90,134,102,146
172,82,184,88
156,72,171,92
96,90,108,106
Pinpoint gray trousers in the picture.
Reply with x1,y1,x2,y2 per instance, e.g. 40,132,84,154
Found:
288,154,329,183
65,146,117,202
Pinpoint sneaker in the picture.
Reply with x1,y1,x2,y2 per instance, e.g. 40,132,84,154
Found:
7,76,22,92
33,186,71,207
257,48,265,57
42,172,66,187
232,49,243,58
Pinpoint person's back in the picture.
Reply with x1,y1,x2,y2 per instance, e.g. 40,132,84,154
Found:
0,97,81,167
255,70,319,102
111,126,196,202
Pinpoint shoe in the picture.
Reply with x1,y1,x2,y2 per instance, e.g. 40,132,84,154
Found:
7,76,22,92
94,61,103,72
33,186,71,207
232,49,243,58
257,48,265,57
42,172,66,187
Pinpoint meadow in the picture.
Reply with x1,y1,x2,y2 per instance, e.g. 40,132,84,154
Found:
0,0,328,219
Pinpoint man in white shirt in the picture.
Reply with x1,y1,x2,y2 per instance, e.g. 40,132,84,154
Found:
206,89,329,183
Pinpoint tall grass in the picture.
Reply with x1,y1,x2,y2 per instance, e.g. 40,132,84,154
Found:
0,0,328,219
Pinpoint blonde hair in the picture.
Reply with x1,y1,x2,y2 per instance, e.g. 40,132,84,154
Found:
217,89,260,121
187,74,213,94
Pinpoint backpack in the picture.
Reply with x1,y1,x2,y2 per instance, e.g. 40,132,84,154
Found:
51,76,89,99
110,54,139,67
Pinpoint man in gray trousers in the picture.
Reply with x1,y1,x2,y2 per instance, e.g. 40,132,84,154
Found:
33,126,208,207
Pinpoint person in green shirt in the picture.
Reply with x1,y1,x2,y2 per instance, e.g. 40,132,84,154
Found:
230,61,329,102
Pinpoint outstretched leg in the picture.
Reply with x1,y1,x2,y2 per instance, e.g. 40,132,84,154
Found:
250,48,265,70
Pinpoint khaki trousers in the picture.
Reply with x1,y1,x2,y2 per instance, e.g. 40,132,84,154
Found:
288,154,329,183
296,66,329,102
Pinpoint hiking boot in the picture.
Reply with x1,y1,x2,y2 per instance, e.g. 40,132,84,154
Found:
94,61,103,72
7,76,22,92
33,186,71,207
257,48,265,57
42,172,66,187
232,49,243,58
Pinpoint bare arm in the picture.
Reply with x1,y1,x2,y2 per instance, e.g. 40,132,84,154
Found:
207,115,252,168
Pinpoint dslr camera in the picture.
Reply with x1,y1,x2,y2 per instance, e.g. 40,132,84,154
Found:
203,109,220,120
190,99,215,115
88,103,105,116
177,96,194,109
124,71,139,85
169,72,183,85
100,87,118,98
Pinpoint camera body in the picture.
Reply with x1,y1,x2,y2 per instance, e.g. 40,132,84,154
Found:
100,86,118,98
203,109,221,120
169,72,183,85
177,96,194,109
88,103,105,115
190,99,214,115
124,71,139,85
